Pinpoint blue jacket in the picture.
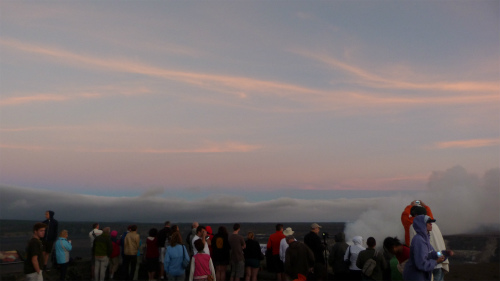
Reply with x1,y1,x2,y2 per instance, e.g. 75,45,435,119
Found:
164,244,190,277
403,215,439,281
55,237,72,264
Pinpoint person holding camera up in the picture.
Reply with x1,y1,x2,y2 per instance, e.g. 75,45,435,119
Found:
401,200,434,247
304,223,326,280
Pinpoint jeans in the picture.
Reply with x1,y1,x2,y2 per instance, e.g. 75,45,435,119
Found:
95,256,109,281
123,255,137,280
433,268,444,281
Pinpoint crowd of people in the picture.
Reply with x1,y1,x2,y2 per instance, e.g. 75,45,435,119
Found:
23,200,453,281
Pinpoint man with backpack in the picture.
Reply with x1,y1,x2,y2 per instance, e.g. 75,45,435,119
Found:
356,237,387,281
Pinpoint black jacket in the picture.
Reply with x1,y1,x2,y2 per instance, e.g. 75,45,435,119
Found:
42,210,58,242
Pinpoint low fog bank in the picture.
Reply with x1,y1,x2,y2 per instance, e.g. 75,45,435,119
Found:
344,166,500,246
1,166,498,241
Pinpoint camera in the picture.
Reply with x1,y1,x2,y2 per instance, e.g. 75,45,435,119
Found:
437,251,442,257
322,232,329,239
415,200,421,206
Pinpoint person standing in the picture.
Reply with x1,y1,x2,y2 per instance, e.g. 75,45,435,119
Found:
124,225,140,280
284,235,315,281
192,225,210,255
401,200,434,246
356,237,387,281
304,223,326,280
279,227,295,264
146,228,160,281
41,210,58,270
409,218,449,281
243,232,262,281
157,221,171,280
344,236,365,280
25,223,47,281
186,222,199,256
267,224,286,281
164,232,190,281
93,227,113,281
188,239,216,281
109,230,121,280
228,223,246,281
89,223,103,280
403,215,453,281
211,226,231,281
328,232,350,281
55,230,72,281
383,236,409,277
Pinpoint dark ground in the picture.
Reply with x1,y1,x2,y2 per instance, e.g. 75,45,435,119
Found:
1,259,499,281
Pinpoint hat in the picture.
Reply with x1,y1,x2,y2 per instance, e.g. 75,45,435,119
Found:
311,223,322,229
283,227,294,236
110,230,118,237
424,215,436,224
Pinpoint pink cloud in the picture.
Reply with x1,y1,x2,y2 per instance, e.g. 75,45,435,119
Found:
2,38,498,112
296,50,500,92
0,141,261,154
433,138,500,149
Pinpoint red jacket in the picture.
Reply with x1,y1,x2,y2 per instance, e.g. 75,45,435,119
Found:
111,240,120,258
267,231,286,255
401,205,434,246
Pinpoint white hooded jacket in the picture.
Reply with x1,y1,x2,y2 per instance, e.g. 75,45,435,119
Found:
343,236,365,270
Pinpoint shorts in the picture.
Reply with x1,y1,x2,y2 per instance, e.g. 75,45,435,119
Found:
270,255,284,273
245,258,260,269
146,257,159,272
109,256,120,273
43,240,55,253
230,260,245,278
159,248,165,263
213,259,230,267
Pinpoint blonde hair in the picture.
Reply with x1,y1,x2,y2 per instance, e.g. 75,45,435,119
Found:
59,230,68,237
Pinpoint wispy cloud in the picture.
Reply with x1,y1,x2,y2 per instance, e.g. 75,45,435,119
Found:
2,39,498,112
432,138,500,149
0,141,261,154
296,50,500,93
1,38,324,98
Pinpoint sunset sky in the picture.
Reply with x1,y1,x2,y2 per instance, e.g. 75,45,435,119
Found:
1,0,499,216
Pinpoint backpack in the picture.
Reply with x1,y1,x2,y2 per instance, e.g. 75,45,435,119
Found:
362,250,377,276
344,246,351,267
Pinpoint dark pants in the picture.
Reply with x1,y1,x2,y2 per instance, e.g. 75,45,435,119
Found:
313,263,327,281
348,270,362,280
59,262,68,280
123,255,137,280
334,272,350,281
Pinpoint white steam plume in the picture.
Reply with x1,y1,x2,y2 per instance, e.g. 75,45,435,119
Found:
344,166,500,247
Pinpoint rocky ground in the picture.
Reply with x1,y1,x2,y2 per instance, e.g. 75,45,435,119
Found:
1,259,498,281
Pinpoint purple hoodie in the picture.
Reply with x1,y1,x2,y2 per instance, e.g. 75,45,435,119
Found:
403,215,439,281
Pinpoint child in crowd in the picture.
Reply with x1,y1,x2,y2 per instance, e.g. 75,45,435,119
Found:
189,239,216,281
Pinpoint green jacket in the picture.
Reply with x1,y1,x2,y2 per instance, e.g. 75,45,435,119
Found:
93,233,112,257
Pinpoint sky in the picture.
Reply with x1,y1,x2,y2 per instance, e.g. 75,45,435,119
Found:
0,1,499,233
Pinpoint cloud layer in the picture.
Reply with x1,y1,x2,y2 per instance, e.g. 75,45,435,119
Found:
2,166,498,243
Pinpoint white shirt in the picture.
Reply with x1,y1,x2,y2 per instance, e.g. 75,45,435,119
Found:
89,228,103,247
279,237,295,262
192,235,210,255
